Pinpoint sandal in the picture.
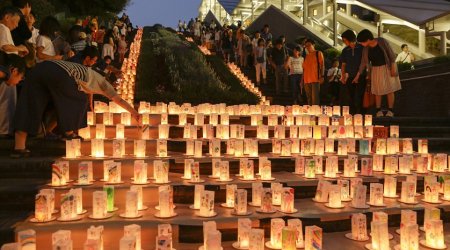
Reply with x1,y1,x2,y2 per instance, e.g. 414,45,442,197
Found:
61,133,83,141
10,149,31,158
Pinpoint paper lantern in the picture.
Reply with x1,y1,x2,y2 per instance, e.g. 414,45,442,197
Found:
294,156,305,175
155,234,173,249
119,235,135,250
102,185,114,213
423,207,441,233
369,183,384,206
325,184,342,209
90,139,104,158
325,138,334,153
87,112,95,125
384,156,398,175
399,138,412,154
418,139,428,154
423,180,441,203
234,189,248,215
313,156,323,175
78,162,92,184
242,160,255,180
376,139,387,155
343,159,356,178
432,154,448,172
337,139,348,155
305,159,316,179
124,225,141,250
314,180,331,203
251,182,263,206
95,124,105,139
272,183,283,206
210,139,221,157
130,186,144,211
183,159,193,180
400,181,417,204
373,154,383,172
33,193,52,222
387,138,399,154
189,162,202,183
257,125,269,139
260,188,274,213
52,230,72,250
178,113,187,125
249,229,265,250
399,210,417,235
158,186,175,217
443,179,450,201
199,190,215,217
52,163,68,186
314,139,325,156
158,124,170,139
225,184,237,208
383,176,397,198
305,226,322,250
204,230,222,250
112,140,125,158
234,218,251,248
325,156,338,178
123,190,139,218
17,229,36,250
133,160,148,184
106,162,121,184
217,125,229,139
423,220,446,249
267,218,284,249
359,139,370,155
337,179,350,201
92,191,107,219
154,160,169,184
157,139,168,157
368,221,389,250
399,155,413,174
351,184,367,208
349,214,368,241
219,161,230,181
416,155,429,173
121,112,131,126
398,224,419,250
193,185,204,210
280,188,296,213
65,140,78,159
259,158,273,181
361,158,373,176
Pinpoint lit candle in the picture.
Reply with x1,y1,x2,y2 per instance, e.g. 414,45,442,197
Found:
251,182,263,206
282,226,297,250
87,111,95,125
91,139,104,158
400,224,419,250
257,125,269,139
194,140,202,158
400,181,416,204
376,139,387,155
121,112,131,126
272,183,283,206
337,179,350,201
387,138,399,155
294,156,305,175
399,155,413,174
383,176,397,198
193,185,204,209
65,140,77,159
78,162,92,185
95,124,105,139
384,156,398,175
210,139,221,157
423,180,440,203
260,158,272,181
190,162,201,182
361,158,373,176
418,139,428,154
325,156,338,178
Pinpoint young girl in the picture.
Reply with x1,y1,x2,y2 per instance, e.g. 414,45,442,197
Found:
254,38,267,85
36,16,63,62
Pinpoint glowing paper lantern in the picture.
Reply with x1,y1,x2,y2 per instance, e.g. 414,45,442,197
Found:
305,226,322,250
133,160,147,184
249,229,265,250
351,184,367,208
369,221,390,250
369,183,385,206
52,230,72,250
157,139,168,157
92,191,107,219
400,181,417,204
233,189,248,215
349,213,368,241
314,180,331,203
383,176,397,198
280,188,296,213
267,219,284,249
423,220,446,249
193,185,204,210
326,184,343,208
153,160,169,184
199,190,215,217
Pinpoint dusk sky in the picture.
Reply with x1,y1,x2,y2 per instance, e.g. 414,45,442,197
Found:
124,0,202,28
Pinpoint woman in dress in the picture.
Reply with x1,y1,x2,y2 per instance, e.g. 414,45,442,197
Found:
12,60,139,157
353,29,401,117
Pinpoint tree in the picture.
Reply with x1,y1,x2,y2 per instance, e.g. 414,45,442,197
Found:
55,0,131,16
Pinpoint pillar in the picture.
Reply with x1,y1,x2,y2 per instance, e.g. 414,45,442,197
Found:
346,4,351,16
303,0,308,25
333,0,337,46
322,0,326,18
251,1,255,22
418,29,426,55
281,0,285,10
440,32,447,56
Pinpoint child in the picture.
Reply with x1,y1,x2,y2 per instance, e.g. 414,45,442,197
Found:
118,34,127,63
0,54,26,137
287,46,304,104
327,59,341,106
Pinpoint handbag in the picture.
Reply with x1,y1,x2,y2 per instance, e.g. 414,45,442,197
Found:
363,80,375,108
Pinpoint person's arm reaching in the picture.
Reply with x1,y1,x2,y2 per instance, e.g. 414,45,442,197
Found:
111,95,140,124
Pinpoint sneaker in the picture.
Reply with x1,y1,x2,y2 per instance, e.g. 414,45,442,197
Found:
385,110,394,117
376,110,384,117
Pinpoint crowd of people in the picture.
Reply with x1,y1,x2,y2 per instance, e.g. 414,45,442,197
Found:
0,0,141,158
187,19,411,119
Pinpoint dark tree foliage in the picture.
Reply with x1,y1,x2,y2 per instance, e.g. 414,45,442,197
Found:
54,0,131,16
